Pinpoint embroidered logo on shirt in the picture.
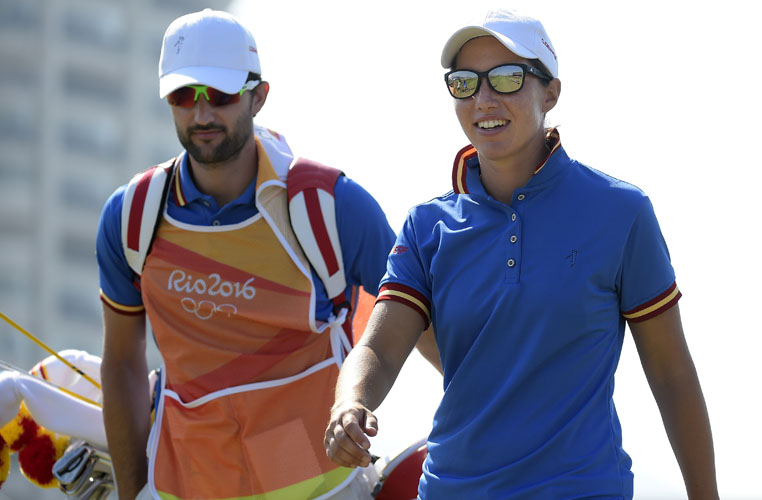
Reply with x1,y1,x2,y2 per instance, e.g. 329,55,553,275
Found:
392,245,408,254
565,250,578,268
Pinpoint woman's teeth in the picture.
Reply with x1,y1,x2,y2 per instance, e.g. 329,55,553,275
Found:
477,119,507,129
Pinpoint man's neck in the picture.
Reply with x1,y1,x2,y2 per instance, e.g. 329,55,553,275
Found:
188,138,258,207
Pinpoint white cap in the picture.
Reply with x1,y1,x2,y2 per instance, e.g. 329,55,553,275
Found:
158,9,261,98
440,8,558,78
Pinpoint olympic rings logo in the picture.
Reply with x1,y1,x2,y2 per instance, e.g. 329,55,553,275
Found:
180,297,238,320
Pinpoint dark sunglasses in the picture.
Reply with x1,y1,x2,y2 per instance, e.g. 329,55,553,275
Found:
167,80,260,108
444,64,552,99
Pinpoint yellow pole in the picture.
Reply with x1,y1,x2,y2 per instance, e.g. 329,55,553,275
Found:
54,385,102,408
0,311,102,391
0,360,102,408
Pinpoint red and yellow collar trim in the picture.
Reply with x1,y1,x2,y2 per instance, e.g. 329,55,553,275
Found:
172,159,187,207
451,144,478,194
534,128,561,176
451,128,562,194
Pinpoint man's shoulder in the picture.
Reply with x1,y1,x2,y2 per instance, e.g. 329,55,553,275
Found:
100,156,179,229
101,182,128,223
111,157,179,197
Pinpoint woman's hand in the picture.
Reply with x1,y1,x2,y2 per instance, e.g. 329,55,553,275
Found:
324,401,378,468
324,300,427,468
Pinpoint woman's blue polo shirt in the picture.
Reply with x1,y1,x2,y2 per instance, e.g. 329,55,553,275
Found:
379,133,680,499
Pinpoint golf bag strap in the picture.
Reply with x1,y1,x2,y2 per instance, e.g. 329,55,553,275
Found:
121,158,176,276
120,156,350,317
286,159,347,309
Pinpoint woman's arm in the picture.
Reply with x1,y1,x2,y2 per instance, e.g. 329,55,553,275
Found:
415,325,442,374
629,304,719,499
324,300,425,467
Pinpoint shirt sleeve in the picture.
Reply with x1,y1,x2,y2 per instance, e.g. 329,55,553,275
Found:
377,213,432,328
95,184,145,315
334,175,396,295
619,196,681,323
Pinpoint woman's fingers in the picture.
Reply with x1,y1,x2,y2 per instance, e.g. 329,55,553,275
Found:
325,404,377,467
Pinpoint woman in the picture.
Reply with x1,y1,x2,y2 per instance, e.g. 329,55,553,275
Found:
324,8,719,499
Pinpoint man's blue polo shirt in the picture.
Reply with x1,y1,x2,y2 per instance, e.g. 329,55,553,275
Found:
97,152,395,319
379,135,680,499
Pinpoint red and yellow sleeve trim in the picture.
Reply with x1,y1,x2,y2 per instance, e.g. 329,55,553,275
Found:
99,289,145,316
377,283,432,328
622,282,681,323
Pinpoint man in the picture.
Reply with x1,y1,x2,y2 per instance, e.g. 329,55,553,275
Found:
96,9,410,499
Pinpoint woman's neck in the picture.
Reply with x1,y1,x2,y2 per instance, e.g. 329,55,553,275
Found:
478,132,549,204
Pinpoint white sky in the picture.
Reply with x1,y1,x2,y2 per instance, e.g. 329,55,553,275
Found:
231,1,761,497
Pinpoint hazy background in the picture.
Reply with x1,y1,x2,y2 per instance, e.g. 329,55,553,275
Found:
1,0,760,498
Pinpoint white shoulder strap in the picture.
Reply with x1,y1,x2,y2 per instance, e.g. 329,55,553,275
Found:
119,126,291,278
120,158,175,275
254,124,293,181
287,159,347,302
119,128,345,305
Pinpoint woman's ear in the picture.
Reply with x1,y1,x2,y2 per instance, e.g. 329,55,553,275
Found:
542,79,561,114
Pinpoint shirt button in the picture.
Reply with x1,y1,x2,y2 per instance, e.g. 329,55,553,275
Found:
517,194,525,201
212,220,221,226
510,235,518,243
511,213,517,222
507,259,515,268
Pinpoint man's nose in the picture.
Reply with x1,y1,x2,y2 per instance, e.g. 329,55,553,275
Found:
193,96,215,124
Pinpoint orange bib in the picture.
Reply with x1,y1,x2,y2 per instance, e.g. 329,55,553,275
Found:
142,140,355,499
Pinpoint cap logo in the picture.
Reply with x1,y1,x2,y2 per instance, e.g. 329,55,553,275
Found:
541,38,556,61
174,36,184,55
249,46,257,53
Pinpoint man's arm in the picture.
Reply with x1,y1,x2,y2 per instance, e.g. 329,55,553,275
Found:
325,300,425,468
101,306,151,499
629,304,719,500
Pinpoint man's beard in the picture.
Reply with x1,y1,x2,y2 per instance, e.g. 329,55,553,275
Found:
176,110,253,164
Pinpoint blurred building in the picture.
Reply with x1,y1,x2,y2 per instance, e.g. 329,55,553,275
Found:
0,0,227,497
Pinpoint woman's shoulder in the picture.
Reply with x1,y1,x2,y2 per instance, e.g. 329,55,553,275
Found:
570,160,650,206
406,189,461,219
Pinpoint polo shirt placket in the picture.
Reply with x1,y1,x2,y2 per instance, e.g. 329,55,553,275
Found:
505,195,522,283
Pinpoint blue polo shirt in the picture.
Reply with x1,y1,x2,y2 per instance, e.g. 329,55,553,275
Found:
379,134,680,499
97,152,395,319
